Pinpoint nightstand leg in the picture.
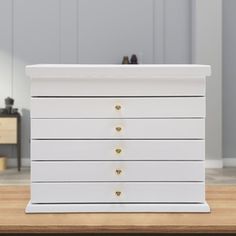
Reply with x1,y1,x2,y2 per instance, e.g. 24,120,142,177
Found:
17,142,21,171
17,116,21,172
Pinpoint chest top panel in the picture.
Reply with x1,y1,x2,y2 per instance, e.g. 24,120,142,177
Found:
26,64,211,79
26,64,211,97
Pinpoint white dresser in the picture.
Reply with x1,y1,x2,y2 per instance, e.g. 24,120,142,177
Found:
26,64,211,213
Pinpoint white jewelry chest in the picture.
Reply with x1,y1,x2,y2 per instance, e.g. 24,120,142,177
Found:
26,64,211,213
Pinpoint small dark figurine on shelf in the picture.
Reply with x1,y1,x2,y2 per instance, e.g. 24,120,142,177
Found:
122,56,130,64
0,97,18,114
130,54,138,64
5,97,14,114
122,54,138,65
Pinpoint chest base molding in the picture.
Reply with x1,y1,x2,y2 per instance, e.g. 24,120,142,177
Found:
26,201,210,213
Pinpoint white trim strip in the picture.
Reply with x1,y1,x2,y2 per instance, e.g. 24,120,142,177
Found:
205,160,223,168
223,158,236,167
7,158,30,167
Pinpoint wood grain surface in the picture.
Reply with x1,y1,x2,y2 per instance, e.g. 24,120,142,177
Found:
0,185,236,234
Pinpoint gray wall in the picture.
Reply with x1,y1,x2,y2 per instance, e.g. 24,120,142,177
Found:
0,0,217,166
192,0,222,167
223,0,236,159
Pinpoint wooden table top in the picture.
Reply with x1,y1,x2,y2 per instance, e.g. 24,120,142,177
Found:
0,185,236,234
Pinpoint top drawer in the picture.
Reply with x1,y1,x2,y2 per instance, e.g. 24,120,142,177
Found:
31,77,205,97
0,118,17,131
0,118,17,144
31,97,205,118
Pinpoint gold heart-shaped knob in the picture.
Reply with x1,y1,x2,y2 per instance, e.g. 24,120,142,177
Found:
115,126,122,132
115,148,122,154
115,105,121,111
115,169,122,175
115,191,122,197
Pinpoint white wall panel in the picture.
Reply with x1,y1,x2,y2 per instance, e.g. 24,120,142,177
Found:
223,0,236,159
13,0,60,160
192,0,222,163
0,0,12,106
61,0,77,63
0,0,197,165
154,0,164,63
164,0,192,63
0,0,13,158
78,0,154,64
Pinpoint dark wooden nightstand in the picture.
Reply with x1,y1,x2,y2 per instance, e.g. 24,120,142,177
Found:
0,113,21,171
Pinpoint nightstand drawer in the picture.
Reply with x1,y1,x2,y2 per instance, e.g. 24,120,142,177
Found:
31,97,205,118
31,182,205,203
0,118,17,131
31,161,204,182
0,118,17,144
0,130,17,143
31,118,204,139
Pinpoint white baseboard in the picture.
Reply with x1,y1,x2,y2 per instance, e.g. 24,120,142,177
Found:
205,159,223,168
7,158,30,168
223,158,236,167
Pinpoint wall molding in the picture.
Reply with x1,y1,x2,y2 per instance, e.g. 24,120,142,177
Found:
223,158,236,167
7,158,30,168
206,159,236,168
205,159,223,168
192,0,222,163
153,0,165,63
0,0,222,166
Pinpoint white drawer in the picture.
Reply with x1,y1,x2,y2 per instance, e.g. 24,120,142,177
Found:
31,161,204,182
31,118,205,139
31,182,205,203
31,140,205,161
31,77,206,97
31,97,205,118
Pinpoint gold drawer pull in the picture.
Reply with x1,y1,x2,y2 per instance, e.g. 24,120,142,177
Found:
115,169,122,175
115,126,122,132
115,105,121,111
115,191,122,197
115,148,122,154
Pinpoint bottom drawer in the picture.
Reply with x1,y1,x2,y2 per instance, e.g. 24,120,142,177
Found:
0,130,17,144
31,182,205,204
